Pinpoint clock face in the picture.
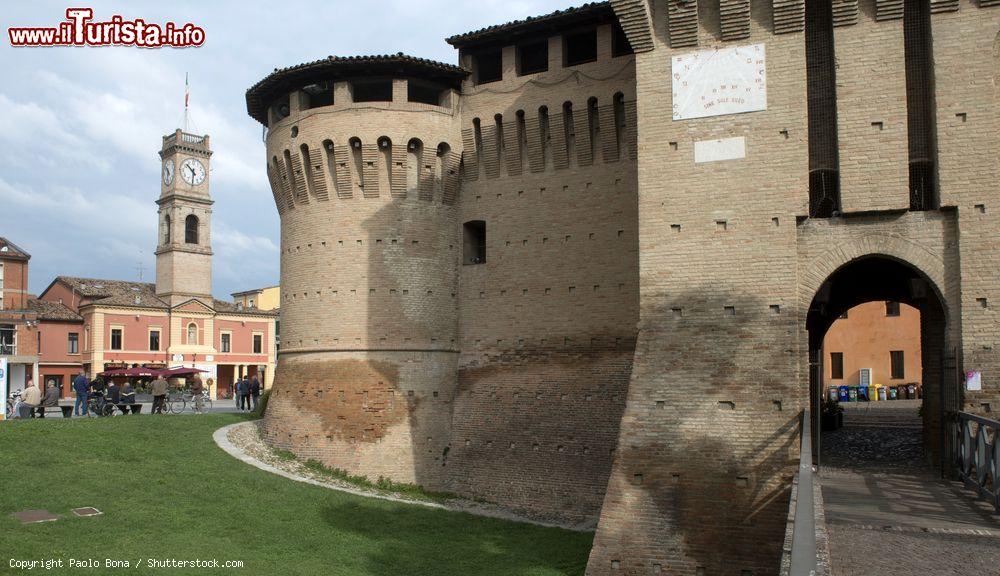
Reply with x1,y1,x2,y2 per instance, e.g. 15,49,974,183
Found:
180,158,206,186
162,160,174,185
671,43,767,121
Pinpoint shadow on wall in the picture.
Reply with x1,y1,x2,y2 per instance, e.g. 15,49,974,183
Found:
590,286,801,576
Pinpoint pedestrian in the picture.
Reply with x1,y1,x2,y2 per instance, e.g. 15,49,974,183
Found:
72,370,89,416
19,379,41,419
190,375,205,414
150,374,169,414
37,381,60,418
106,379,121,407
237,377,249,411
233,378,240,408
120,381,136,414
249,375,261,412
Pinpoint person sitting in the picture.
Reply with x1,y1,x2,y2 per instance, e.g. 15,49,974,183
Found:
106,380,122,408
37,381,60,418
120,382,136,414
19,379,41,419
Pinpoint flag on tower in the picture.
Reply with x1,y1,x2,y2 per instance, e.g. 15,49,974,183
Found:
185,72,189,110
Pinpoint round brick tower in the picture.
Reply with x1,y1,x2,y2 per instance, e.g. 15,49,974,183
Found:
246,55,466,488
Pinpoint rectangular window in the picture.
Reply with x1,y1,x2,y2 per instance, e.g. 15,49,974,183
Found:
301,82,333,109
890,351,905,379
37,330,41,354
517,39,549,76
564,29,598,67
830,352,844,380
149,330,160,351
351,80,393,102
0,324,14,355
68,332,79,354
611,22,634,57
474,50,503,84
253,334,263,355
221,333,231,353
463,220,486,265
407,81,443,106
110,328,123,351
885,301,900,316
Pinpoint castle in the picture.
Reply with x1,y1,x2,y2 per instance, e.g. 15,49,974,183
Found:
245,1,1000,574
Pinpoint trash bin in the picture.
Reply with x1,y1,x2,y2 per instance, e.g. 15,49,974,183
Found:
828,387,839,402
915,385,922,399
877,386,888,401
888,386,898,400
870,384,881,402
857,386,870,401
848,386,859,401
907,384,916,399
838,386,851,403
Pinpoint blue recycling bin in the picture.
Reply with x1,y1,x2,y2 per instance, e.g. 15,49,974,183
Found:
838,386,851,403
857,386,870,401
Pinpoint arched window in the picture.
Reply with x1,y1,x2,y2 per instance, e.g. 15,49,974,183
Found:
164,215,171,244
185,215,199,244
187,323,198,345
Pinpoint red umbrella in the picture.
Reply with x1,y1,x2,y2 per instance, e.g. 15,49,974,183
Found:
119,366,164,378
161,367,209,378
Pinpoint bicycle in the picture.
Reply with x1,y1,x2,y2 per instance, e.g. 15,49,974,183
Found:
179,390,212,414
86,392,116,418
166,392,186,414
7,390,23,419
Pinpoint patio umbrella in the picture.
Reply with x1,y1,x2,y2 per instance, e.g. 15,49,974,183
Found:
119,366,164,378
160,366,209,378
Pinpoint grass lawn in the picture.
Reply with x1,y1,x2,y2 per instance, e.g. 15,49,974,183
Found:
0,414,592,575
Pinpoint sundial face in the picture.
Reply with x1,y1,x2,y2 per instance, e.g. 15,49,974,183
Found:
671,43,767,121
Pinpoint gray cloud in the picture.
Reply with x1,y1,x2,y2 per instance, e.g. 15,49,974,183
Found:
1,0,577,298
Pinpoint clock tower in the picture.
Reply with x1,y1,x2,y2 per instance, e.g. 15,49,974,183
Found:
155,129,214,307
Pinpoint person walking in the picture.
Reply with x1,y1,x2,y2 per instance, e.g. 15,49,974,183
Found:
38,381,60,418
72,370,90,416
190,376,205,414
249,375,261,412
19,379,41,419
150,374,169,414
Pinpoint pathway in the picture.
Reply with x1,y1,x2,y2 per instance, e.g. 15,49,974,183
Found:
821,401,1000,576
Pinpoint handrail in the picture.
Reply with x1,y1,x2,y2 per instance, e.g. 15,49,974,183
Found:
788,409,818,576
952,411,999,513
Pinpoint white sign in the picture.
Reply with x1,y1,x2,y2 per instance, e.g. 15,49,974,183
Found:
672,43,767,121
172,354,183,362
694,137,746,163
0,358,7,420
966,370,982,391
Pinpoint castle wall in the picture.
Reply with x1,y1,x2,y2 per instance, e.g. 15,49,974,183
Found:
589,1,809,574
262,95,463,489
446,24,640,523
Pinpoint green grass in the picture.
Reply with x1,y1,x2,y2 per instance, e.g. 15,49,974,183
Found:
300,458,458,503
0,414,593,576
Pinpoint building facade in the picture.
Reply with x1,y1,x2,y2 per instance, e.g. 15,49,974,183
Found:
247,2,1000,574
0,238,40,393
29,130,278,399
232,285,280,311
823,300,923,389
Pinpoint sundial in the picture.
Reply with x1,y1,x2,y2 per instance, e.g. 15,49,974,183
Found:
671,43,767,121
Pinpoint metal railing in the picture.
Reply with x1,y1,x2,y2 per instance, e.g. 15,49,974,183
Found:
781,410,821,576
952,411,999,513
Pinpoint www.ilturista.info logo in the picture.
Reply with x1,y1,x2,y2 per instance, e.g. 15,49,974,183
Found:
8,8,205,47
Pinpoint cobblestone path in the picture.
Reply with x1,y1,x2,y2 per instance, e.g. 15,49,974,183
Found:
820,401,1000,576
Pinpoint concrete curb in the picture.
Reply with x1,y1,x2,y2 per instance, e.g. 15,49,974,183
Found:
212,421,592,532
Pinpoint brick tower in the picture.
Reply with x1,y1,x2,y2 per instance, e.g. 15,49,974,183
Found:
155,129,214,306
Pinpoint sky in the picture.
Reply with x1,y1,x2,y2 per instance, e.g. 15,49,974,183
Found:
0,0,578,299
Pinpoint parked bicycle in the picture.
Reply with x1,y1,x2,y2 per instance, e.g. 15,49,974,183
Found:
177,389,212,414
7,390,23,419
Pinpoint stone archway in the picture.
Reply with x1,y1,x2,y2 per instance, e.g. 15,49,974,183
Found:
803,241,957,466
